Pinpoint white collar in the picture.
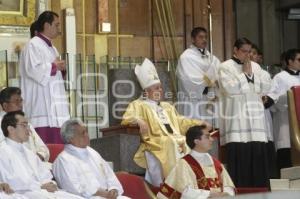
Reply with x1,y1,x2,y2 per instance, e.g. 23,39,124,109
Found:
145,98,159,106
0,111,6,118
65,144,89,160
190,150,212,166
6,138,24,152
190,150,209,158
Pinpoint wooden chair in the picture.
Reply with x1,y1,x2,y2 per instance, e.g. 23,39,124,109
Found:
287,86,300,165
116,172,156,199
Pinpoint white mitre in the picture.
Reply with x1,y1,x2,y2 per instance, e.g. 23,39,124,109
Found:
135,58,161,89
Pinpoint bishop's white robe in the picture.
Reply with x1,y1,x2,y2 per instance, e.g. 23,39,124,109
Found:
0,111,49,161
19,36,69,128
0,139,83,199
268,70,300,149
157,150,235,199
218,59,271,145
176,45,220,126
53,144,130,199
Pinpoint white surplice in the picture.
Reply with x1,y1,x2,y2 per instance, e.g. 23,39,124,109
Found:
0,139,83,199
268,70,300,149
157,150,235,199
0,111,49,161
176,45,220,126
218,59,271,145
53,144,130,199
19,36,70,128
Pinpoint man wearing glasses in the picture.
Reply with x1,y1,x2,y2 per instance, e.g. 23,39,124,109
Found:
218,38,272,187
157,125,234,199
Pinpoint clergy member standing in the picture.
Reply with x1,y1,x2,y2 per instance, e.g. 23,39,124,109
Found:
121,58,209,187
0,87,49,161
218,38,271,187
176,27,220,125
19,11,70,144
0,111,83,199
53,119,130,199
157,125,235,199
266,48,300,170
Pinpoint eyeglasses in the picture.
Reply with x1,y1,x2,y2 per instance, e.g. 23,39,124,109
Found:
8,98,23,104
16,123,30,129
203,134,211,139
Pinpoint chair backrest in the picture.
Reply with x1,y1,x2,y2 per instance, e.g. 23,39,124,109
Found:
116,172,155,199
292,86,300,124
46,144,64,163
288,86,300,165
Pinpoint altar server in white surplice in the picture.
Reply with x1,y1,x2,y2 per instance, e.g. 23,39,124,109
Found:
266,48,300,170
0,111,84,199
176,27,220,125
218,38,272,188
53,119,130,199
19,11,69,144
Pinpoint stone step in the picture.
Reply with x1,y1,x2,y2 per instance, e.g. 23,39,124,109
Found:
270,179,290,190
281,166,300,180
290,179,300,189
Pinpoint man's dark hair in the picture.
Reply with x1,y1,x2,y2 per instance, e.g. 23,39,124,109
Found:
30,21,37,38
1,110,24,137
285,49,300,66
36,11,59,32
234,37,252,49
0,87,21,107
186,125,207,149
251,44,259,52
191,27,207,38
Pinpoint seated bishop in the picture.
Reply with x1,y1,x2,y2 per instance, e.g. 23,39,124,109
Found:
157,125,235,199
52,118,130,199
121,58,210,187
0,111,83,199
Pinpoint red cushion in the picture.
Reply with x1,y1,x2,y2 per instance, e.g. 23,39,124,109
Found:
292,86,300,125
116,173,151,199
236,187,269,195
46,144,64,163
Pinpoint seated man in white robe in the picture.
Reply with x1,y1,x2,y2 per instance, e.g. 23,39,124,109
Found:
52,119,130,199
0,87,49,161
157,125,235,199
0,111,84,199
0,182,28,199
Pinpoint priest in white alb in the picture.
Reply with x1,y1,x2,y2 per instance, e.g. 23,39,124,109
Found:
52,119,130,199
0,111,83,199
157,125,235,199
